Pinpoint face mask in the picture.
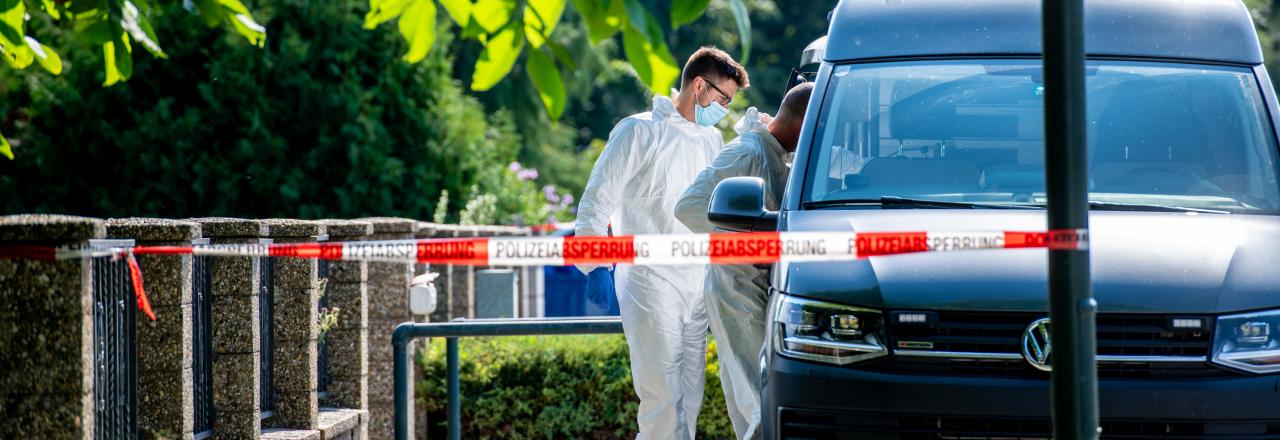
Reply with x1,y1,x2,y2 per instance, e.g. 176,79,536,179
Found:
695,87,729,127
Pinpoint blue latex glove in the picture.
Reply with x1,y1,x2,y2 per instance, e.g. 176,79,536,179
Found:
586,267,616,310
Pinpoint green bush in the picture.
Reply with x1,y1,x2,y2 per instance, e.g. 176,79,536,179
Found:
0,0,583,222
417,334,734,439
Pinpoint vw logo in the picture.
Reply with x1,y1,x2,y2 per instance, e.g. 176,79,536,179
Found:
1022,318,1053,371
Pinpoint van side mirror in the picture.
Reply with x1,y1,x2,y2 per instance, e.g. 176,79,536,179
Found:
708,176,779,232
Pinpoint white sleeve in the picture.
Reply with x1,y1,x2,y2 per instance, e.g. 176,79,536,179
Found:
573,118,647,274
733,107,767,135
675,139,760,234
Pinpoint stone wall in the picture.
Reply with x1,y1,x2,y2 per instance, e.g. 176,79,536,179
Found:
106,218,202,440
261,219,324,431
318,221,371,409
191,217,267,440
356,218,416,440
2,215,539,440
318,220,372,440
0,215,103,439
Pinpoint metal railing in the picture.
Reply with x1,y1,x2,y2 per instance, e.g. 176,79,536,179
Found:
190,238,215,437
258,239,277,418
90,240,138,440
391,317,625,440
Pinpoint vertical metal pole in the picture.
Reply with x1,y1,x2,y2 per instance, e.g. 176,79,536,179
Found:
1042,0,1099,439
448,337,461,440
393,335,410,440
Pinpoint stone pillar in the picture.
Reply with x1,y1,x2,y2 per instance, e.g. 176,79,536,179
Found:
106,218,202,440
260,220,326,430
190,217,266,440
316,220,371,418
355,218,416,440
0,215,103,439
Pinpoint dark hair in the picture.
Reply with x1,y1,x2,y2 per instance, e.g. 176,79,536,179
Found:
777,82,815,122
680,46,749,89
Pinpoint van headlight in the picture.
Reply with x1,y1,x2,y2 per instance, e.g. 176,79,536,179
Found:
1212,309,1280,374
770,293,887,365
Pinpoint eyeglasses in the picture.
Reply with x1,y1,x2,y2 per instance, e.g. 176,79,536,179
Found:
700,76,733,106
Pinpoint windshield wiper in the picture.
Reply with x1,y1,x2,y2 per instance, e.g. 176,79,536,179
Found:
1085,200,1230,214
802,196,1042,210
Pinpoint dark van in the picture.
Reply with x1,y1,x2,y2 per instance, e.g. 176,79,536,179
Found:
709,0,1280,438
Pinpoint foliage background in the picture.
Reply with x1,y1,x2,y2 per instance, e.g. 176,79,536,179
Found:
5,1,1280,222
0,0,833,223
417,334,734,439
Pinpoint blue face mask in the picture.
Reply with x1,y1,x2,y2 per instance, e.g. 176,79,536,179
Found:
695,87,729,127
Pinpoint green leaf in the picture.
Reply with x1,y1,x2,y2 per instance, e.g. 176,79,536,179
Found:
77,19,114,44
218,0,250,16
229,13,266,47
669,0,709,28
727,0,750,64
572,0,624,44
526,48,565,119
0,0,26,67
222,0,266,48
115,34,133,79
622,0,646,34
470,22,524,91
523,0,564,49
121,0,166,57
103,33,132,86
68,0,106,15
0,131,11,160
364,0,412,29
471,0,515,34
545,40,575,70
622,24,678,95
40,0,61,20
438,0,473,26
191,0,264,46
192,0,223,27
459,17,486,39
397,0,436,63
136,12,165,56
7,43,32,68
103,41,120,85
24,36,62,74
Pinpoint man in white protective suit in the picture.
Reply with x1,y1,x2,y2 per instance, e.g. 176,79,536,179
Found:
674,82,814,440
574,47,749,440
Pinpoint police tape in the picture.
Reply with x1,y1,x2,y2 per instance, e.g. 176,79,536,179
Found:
0,246,161,321
0,229,1088,266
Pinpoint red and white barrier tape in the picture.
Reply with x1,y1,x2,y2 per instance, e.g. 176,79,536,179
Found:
0,229,1088,266
0,229,1086,322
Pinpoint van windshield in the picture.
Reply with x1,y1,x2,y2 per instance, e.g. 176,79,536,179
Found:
802,60,1280,214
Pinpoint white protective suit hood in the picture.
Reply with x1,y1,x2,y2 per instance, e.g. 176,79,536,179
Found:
575,92,724,440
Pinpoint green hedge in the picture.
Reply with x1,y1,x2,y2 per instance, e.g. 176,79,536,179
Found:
416,334,734,439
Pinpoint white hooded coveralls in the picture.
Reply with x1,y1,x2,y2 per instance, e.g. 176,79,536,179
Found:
674,108,789,440
575,94,723,440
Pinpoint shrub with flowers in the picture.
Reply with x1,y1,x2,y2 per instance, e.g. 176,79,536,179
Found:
457,161,577,226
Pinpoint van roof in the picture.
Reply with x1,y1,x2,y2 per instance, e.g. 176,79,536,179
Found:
826,0,1262,65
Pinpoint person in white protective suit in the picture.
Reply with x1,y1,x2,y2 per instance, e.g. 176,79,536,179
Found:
574,47,750,440
674,82,814,440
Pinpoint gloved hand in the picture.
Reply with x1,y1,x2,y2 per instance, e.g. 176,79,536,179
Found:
586,267,616,310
